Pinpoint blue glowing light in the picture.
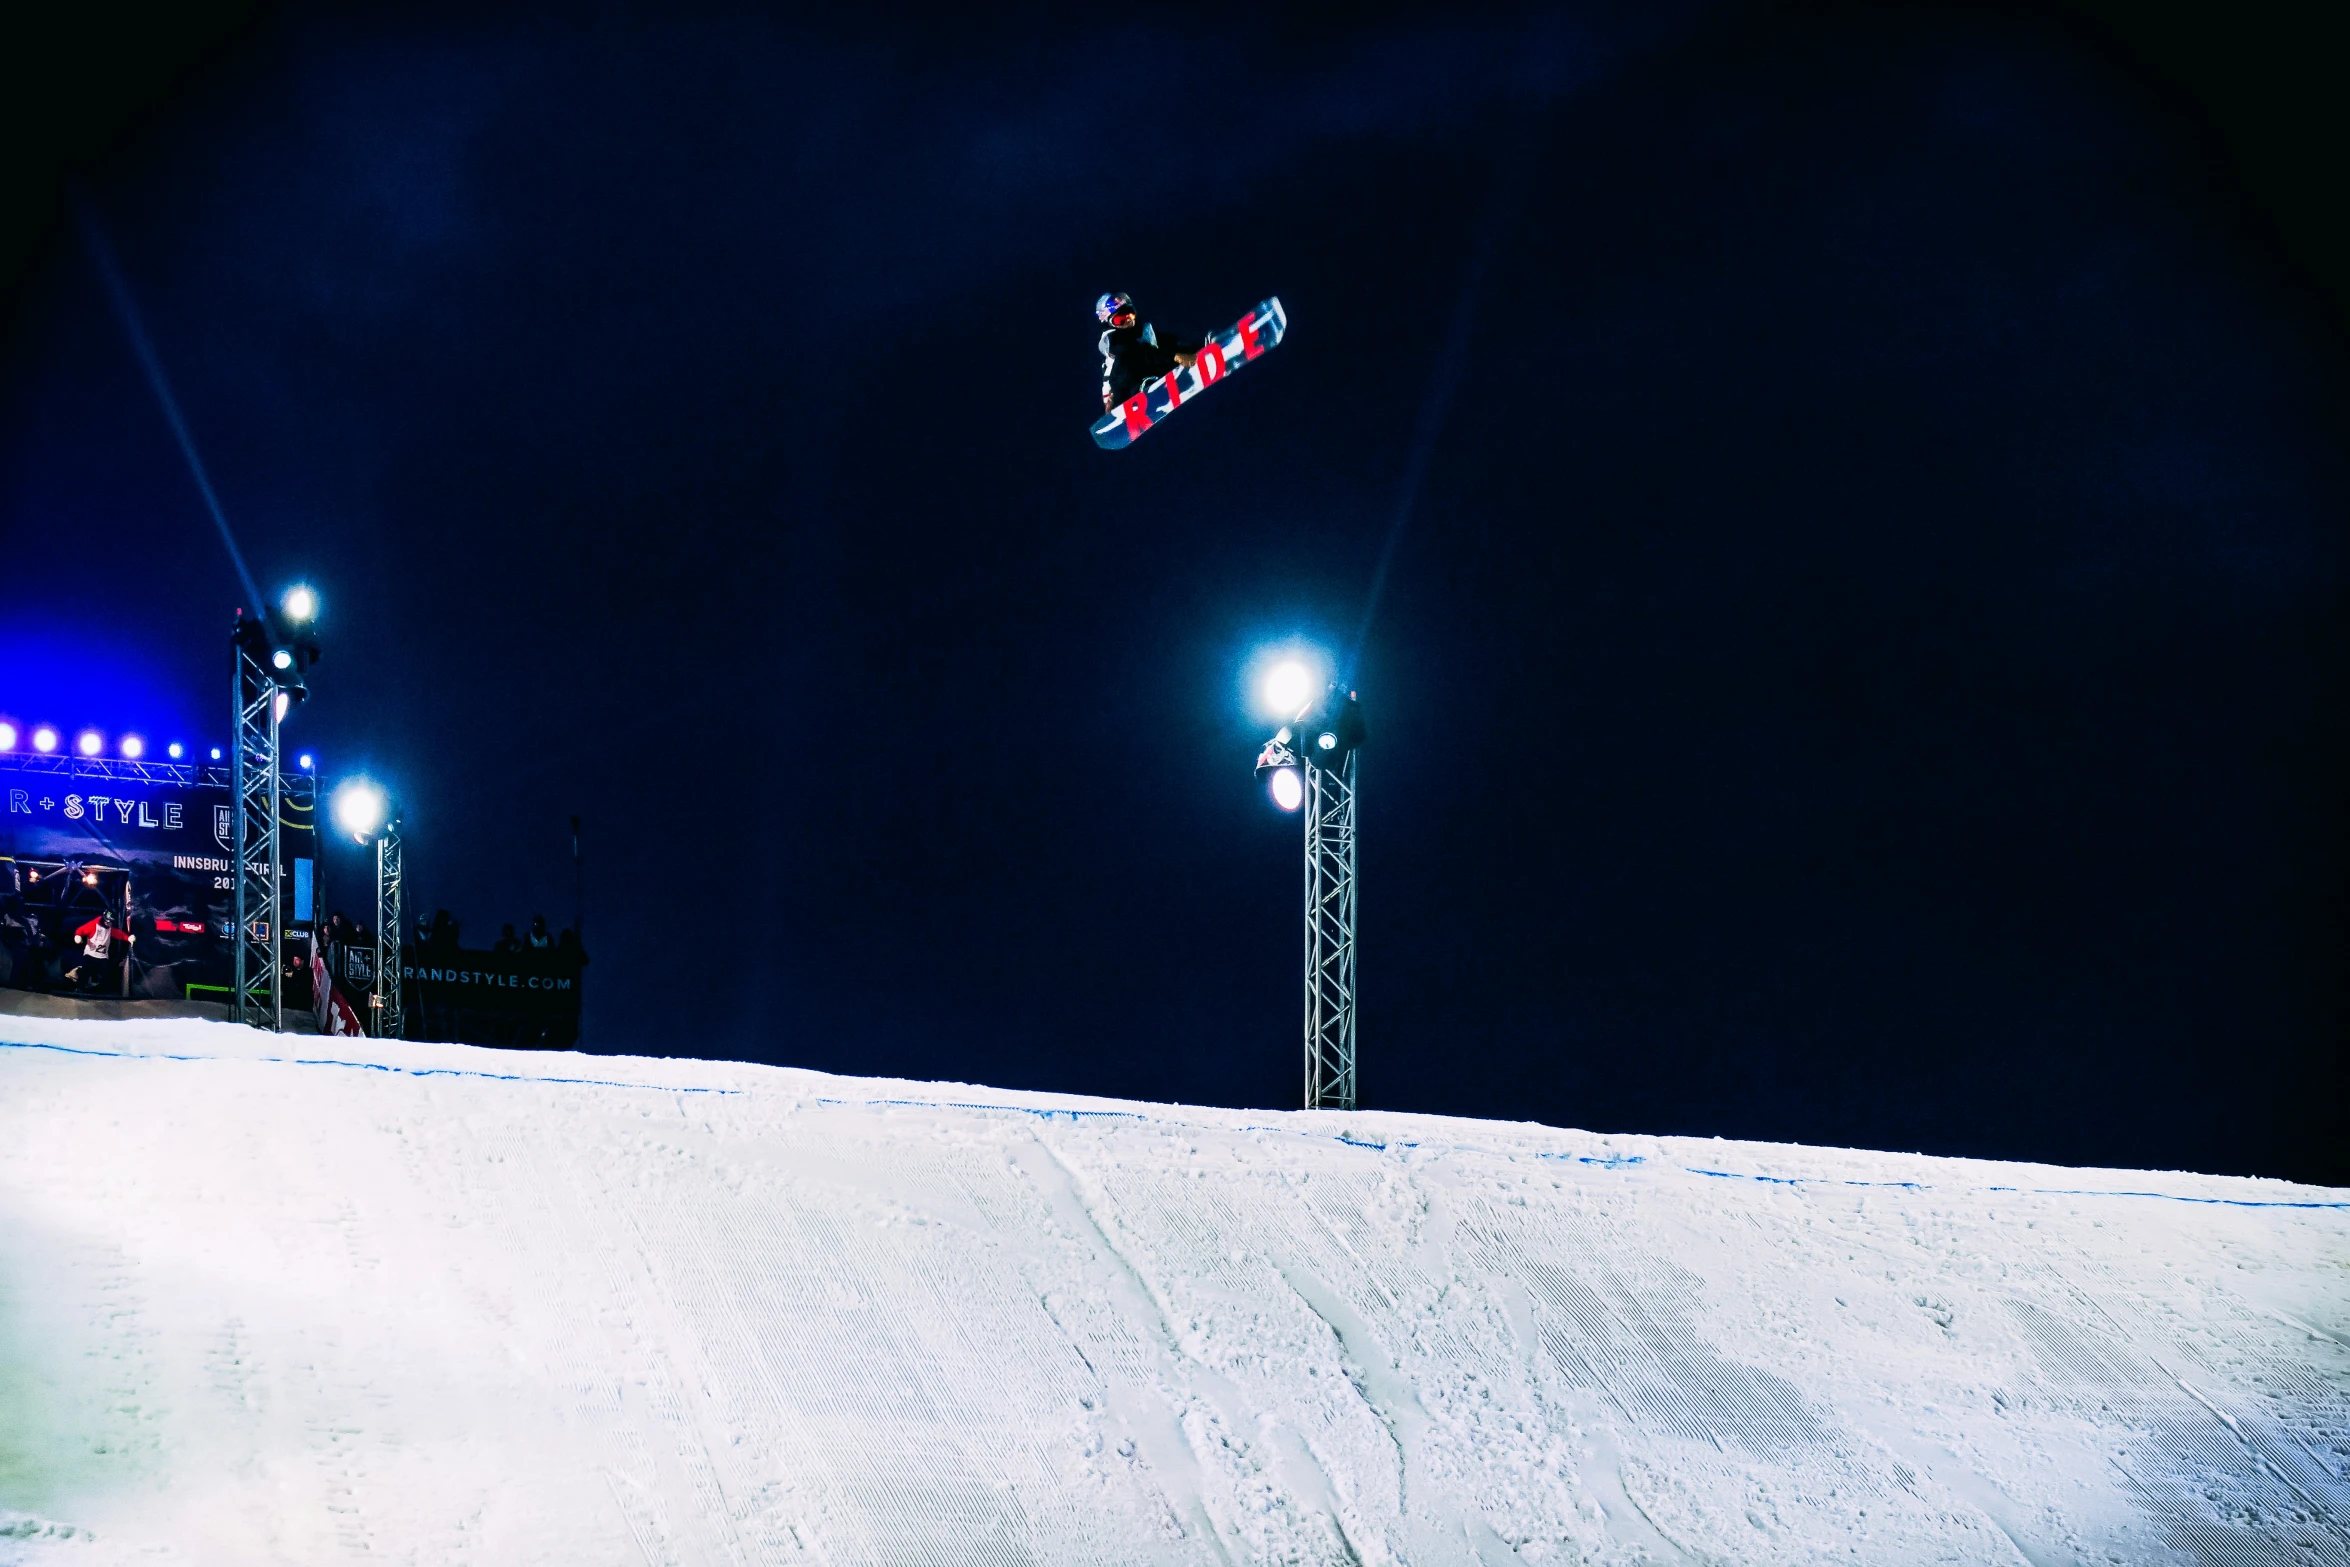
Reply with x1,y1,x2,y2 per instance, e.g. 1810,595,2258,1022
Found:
0,722,15,751
120,735,145,758
167,742,184,759
298,753,314,770
1242,640,1333,722
76,730,103,757
33,727,58,753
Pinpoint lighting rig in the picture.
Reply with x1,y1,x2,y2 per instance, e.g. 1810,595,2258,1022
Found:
331,777,403,1041
1253,657,1367,1112
230,585,322,1032
0,722,200,771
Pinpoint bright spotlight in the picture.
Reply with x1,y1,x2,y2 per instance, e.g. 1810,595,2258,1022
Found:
83,870,99,886
333,778,388,842
167,742,184,759
1317,731,1338,751
210,746,223,760
0,722,14,751
299,753,314,770
120,735,145,758
1263,659,1315,718
270,647,294,671
272,691,291,722
1269,767,1304,812
281,585,318,624
33,726,58,753
76,730,103,757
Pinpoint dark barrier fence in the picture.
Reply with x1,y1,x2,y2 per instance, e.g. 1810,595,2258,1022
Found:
401,946,583,1049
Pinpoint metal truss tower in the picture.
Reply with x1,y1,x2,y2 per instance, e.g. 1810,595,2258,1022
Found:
1302,749,1359,1111
373,821,405,1040
231,632,284,1030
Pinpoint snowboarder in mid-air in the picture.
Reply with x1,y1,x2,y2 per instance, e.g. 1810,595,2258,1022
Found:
1096,292,1198,410
1089,291,1289,450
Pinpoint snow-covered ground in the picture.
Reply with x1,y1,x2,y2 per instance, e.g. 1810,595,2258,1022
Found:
2,1017,2345,1565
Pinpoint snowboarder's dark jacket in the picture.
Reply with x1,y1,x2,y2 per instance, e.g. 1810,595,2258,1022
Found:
1099,321,1198,406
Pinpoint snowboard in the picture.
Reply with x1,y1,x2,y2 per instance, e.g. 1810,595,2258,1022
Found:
1091,296,1287,450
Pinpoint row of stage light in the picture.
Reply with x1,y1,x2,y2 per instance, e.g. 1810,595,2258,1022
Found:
0,723,314,772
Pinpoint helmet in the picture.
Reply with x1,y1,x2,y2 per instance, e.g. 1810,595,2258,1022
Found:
1095,291,1133,324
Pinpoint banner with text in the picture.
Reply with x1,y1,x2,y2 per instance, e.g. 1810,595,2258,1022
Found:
1,757,316,1000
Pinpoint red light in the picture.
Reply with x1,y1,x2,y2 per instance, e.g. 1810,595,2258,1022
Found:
180,921,206,934
154,919,182,933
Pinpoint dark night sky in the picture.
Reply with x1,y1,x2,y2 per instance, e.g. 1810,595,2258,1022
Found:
4,3,2343,1183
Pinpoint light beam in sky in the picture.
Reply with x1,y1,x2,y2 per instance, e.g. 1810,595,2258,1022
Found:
73,189,268,614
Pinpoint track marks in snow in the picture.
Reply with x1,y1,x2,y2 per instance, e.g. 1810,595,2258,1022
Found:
6,1023,2349,1565
2002,1292,2350,1564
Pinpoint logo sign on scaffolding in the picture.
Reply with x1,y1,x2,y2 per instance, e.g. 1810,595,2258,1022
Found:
1,748,311,1003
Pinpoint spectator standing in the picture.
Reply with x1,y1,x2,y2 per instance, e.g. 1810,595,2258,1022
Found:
526,914,552,951
492,922,521,954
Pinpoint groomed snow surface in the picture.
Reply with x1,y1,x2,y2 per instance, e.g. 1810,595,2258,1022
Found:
2,1018,2346,1566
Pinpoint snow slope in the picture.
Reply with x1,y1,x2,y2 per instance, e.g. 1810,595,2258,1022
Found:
2,1017,2345,1566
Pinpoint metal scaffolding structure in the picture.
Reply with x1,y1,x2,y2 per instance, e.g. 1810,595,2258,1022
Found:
230,631,283,1031
0,752,225,789
373,820,404,1040
1258,681,1366,1113
1302,750,1359,1111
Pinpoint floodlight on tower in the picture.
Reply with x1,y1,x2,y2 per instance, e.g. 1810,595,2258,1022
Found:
1240,641,1364,1112
281,585,318,625
1263,659,1315,719
0,722,14,751
77,731,103,756
332,778,388,844
33,727,58,753
120,735,144,758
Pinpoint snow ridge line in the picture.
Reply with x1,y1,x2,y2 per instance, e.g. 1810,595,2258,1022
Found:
1681,1166,2350,1210
0,1036,744,1095
826,1095,2350,1212
10,1037,2340,1211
